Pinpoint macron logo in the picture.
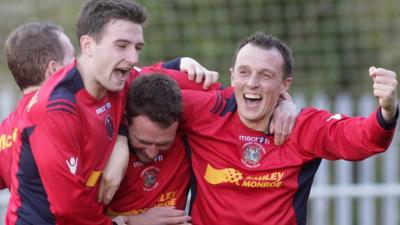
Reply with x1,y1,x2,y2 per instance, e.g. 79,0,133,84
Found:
66,157,78,175
326,114,342,122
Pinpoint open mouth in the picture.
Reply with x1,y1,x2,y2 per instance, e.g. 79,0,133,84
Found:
244,93,262,101
114,66,132,81
243,93,262,108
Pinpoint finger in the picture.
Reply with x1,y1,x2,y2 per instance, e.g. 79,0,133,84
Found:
203,71,220,89
97,179,104,203
166,209,186,217
288,118,296,136
373,83,395,95
369,66,377,76
185,65,196,81
373,76,397,86
166,215,191,224
280,92,293,102
269,119,275,135
194,68,205,83
372,68,397,83
374,89,392,98
202,72,213,89
211,71,219,84
274,121,283,145
103,186,116,205
279,120,290,145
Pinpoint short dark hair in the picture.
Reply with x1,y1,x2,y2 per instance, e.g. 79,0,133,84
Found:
76,0,147,43
5,22,65,90
126,74,182,128
232,32,294,78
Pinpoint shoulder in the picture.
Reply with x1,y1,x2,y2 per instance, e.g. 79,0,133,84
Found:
23,67,84,126
298,107,345,122
36,66,84,117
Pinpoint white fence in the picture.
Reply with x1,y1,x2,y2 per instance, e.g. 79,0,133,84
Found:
0,91,399,225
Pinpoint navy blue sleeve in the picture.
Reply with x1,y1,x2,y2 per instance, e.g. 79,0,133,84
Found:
377,105,399,130
162,58,181,71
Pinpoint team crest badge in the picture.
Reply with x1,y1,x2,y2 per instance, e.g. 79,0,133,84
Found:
104,114,114,140
141,167,159,191
241,142,266,168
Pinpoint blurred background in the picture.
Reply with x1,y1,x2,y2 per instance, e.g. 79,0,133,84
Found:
0,0,399,224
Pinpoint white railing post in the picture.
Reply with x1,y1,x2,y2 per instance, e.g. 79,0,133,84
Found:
333,92,353,225
310,93,330,225
357,93,376,225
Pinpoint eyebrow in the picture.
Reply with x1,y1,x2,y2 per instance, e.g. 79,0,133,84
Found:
140,139,173,145
135,135,173,146
259,68,275,76
237,65,275,75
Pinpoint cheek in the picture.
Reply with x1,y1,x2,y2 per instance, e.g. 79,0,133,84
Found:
232,78,246,90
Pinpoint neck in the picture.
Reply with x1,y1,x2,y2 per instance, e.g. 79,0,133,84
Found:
238,111,274,133
76,57,106,99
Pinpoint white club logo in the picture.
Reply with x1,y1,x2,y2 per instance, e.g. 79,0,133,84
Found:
66,157,78,175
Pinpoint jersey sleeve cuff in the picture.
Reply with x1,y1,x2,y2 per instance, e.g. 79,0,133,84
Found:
118,123,128,137
162,58,181,70
377,105,399,130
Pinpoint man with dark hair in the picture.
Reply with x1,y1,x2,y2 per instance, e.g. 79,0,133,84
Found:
107,74,191,224
0,22,75,190
179,32,398,224
5,1,221,225
126,75,182,129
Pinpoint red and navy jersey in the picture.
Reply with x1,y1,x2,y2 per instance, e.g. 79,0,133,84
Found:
6,60,219,225
6,61,129,225
107,133,190,215
180,88,397,225
0,92,36,190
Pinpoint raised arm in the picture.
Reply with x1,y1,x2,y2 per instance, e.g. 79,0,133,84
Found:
294,67,398,160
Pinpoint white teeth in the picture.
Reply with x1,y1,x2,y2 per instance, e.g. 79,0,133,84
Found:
115,68,130,76
244,93,261,100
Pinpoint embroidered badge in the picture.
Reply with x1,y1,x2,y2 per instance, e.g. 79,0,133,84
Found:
141,167,160,191
241,142,266,168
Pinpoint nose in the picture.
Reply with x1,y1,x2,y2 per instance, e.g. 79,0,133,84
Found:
246,73,259,88
144,146,159,160
125,51,139,67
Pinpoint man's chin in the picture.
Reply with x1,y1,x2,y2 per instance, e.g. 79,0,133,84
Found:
139,157,153,164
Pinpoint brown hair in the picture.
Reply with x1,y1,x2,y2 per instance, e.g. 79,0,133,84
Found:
126,74,182,128
76,0,147,43
5,22,65,90
232,32,294,78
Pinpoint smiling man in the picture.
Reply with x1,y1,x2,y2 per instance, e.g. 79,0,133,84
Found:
6,1,147,224
179,32,398,225
4,1,215,225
